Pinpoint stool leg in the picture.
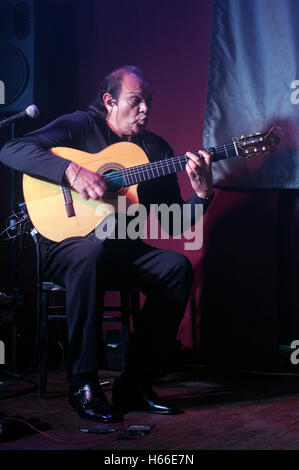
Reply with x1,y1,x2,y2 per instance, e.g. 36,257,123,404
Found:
120,289,130,370
40,289,48,398
11,319,17,372
131,288,140,326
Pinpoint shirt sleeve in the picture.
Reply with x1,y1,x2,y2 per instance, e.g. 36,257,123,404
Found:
0,111,92,184
140,133,214,234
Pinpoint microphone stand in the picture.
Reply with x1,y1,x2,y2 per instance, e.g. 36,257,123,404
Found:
10,122,16,292
0,121,38,394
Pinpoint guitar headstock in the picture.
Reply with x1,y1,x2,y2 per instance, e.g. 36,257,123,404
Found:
235,130,280,158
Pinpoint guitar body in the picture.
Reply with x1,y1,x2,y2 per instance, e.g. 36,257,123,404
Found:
22,129,279,242
23,142,148,242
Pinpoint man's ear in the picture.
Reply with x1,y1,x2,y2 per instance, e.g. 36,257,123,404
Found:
103,93,116,113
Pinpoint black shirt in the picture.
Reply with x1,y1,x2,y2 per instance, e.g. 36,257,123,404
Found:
0,110,213,240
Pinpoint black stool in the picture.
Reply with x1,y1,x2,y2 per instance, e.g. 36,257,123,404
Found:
31,229,140,398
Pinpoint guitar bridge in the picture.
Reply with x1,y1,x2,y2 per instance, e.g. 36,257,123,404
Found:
60,185,75,218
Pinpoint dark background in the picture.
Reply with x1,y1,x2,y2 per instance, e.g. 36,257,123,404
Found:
0,0,296,373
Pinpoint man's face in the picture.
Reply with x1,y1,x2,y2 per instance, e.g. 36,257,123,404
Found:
107,73,152,138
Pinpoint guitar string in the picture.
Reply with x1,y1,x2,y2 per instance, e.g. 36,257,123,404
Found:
106,124,269,182
102,144,239,186
105,156,186,185
105,124,256,185
103,128,268,186
104,145,232,175
104,136,270,185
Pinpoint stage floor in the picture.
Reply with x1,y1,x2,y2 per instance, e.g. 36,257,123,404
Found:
1,363,299,452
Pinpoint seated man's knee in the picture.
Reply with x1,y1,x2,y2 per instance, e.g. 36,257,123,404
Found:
169,251,194,285
74,240,105,269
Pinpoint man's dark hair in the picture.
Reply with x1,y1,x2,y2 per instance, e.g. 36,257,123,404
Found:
89,65,152,119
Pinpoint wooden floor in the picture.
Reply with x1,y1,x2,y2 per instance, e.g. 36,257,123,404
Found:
1,360,299,454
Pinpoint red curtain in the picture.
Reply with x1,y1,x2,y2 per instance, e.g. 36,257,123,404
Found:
72,0,299,369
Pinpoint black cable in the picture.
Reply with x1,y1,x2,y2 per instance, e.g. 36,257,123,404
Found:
0,209,38,395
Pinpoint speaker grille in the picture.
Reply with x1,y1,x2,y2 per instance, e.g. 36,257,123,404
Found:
0,43,29,107
14,2,31,40
0,1,30,40
0,1,33,112
0,3,14,40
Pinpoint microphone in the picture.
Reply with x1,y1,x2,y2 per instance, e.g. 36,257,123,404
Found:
0,104,40,128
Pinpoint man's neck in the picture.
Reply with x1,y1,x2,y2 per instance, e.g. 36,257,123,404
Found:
105,120,141,144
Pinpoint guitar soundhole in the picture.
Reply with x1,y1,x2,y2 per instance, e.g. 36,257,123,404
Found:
97,163,127,197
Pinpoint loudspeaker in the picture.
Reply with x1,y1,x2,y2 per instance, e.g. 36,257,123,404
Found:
0,0,35,114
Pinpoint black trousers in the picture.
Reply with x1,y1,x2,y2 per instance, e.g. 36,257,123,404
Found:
40,236,194,380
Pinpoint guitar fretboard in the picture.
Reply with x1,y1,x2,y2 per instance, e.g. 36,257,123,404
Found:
105,143,237,188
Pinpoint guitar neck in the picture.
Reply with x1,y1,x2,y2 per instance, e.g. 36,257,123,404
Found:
115,141,238,188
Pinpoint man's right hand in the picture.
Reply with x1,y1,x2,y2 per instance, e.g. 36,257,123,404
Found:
65,162,106,200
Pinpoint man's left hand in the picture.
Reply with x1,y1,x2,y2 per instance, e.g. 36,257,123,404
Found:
185,150,214,199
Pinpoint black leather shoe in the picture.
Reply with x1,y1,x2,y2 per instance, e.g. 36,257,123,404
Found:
69,382,122,422
112,375,183,415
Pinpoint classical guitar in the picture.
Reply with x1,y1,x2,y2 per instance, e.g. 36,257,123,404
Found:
23,130,280,242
